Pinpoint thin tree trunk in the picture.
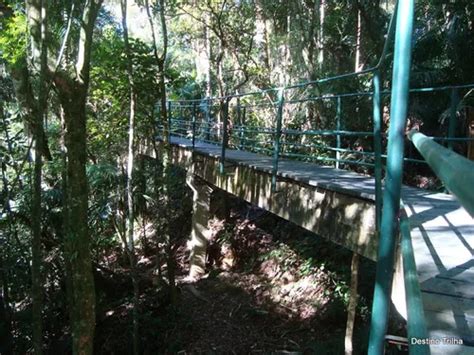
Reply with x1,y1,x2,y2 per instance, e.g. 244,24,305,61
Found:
205,21,212,99
345,252,360,355
59,106,75,330
0,281,13,355
0,297,12,354
157,0,177,305
143,0,176,305
26,0,49,352
31,104,44,355
120,1,140,353
54,2,103,353
355,7,362,72
318,0,325,70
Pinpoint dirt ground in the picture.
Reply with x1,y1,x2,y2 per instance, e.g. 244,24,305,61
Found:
92,199,383,354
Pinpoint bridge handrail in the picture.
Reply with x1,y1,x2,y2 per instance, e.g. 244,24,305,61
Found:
400,206,430,355
160,0,474,352
408,130,474,216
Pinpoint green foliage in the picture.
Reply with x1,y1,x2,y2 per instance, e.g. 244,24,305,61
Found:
1,0,472,352
412,0,474,84
0,11,27,67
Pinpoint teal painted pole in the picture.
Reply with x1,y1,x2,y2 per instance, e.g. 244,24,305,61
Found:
192,102,196,150
409,130,474,216
400,209,430,355
335,97,342,169
373,71,383,231
271,88,285,192
220,99,229,175
448,88,459,150
368,1,415,354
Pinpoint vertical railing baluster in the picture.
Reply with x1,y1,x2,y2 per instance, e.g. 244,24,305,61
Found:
240,106,246,150
272,88,285,192
220,98,229,175
373,71,383,232
336,97,342,169
448,88,459,150
368,0,415,353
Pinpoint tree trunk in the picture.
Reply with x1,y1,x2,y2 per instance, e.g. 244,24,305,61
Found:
345,252,360,355
26,0,50,351
60,91,96,355
355,7,362,72
53,1,103,353
59,106,75,332
120,1,140,353
143,0,176,305
318,0,325,70
0,260,13,355
205,20,212,98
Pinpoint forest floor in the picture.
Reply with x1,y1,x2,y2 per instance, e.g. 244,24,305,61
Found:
89,196,397,355
33,195,408,354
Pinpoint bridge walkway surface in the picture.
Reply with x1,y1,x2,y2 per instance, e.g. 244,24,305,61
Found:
167,135,474,354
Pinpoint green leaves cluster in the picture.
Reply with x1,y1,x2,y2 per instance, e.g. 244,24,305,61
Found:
0,11,27,67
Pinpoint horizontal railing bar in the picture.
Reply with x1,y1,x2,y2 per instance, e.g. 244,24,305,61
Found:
282,129,374,137
400,207,430,355
232,127,275,134
287,92,374,104
282,141,378,156
236,144,274,154
167,82,474,106
409,83,474,93
408,130,474,216
280,151,375,167
230,136,274,145
432,137,474,142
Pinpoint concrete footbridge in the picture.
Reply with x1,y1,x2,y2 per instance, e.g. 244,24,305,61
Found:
155,1,474,353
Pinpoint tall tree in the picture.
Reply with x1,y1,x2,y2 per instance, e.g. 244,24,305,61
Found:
120,0,140,353
24,0,50,351
52,1,103,353
143,0,178,303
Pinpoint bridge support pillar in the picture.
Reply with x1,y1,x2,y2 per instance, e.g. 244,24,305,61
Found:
186,173,213,280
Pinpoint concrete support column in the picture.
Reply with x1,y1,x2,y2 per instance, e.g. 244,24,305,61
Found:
186,173,213,280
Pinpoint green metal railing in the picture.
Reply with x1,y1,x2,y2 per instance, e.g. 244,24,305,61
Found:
408,131,474,216
400,206,430,355
368,1,415,353
156,0,474,353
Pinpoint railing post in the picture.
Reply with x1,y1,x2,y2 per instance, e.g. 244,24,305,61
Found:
220,98,229,175
448,88,459,150
373,70,383,232
236,98,241,149
192,102,197,150
368,1,415,354
240,106,246,150
335,96,342,169
272,88,285,192
167,101,172,141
